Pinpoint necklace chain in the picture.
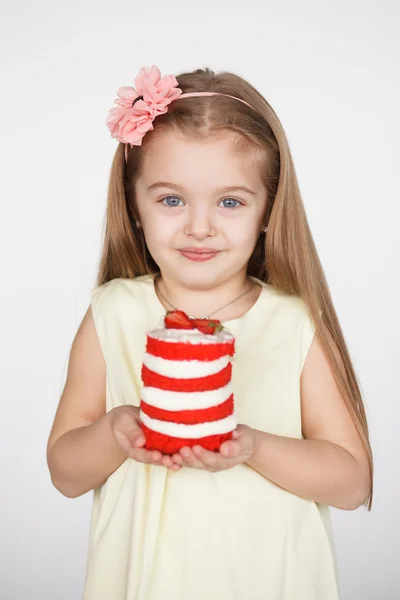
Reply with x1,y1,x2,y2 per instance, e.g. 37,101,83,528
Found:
154,274,255,320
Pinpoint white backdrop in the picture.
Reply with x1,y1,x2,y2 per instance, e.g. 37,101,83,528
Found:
1,0,399,598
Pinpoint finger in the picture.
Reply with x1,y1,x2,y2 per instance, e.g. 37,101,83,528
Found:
113,429,135,455
171,453,183,465
114,428,146,454
192,445,220,470
134,448,183,469
141,451,180,469
131,431,146,448
168,463,181,471
179,446,205,469
132,447,163,464
219,440,241,458
161,454,175,469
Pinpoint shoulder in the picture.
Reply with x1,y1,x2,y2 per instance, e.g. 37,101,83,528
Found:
253,279,320,368
90,273,155,308
89,274,157,328
254,277,316,328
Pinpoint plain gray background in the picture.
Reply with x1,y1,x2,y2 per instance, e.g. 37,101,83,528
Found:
1,0,399,598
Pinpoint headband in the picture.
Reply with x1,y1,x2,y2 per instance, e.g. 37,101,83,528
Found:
105,65,256,163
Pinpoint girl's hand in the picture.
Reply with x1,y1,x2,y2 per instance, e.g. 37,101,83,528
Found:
110,405,181,470
170,424,258,472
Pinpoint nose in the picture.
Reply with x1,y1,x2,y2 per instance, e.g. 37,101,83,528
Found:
184,206,216,240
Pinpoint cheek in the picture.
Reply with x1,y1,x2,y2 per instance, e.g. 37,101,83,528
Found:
226,223,259,249
142,220,176,255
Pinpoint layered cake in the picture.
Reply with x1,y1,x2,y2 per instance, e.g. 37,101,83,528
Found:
139,310,237,454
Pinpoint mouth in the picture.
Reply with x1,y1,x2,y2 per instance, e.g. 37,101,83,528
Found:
178,247,221,262
180,247,220,254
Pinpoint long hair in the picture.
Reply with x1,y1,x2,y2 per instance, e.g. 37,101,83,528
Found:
94,67,373,509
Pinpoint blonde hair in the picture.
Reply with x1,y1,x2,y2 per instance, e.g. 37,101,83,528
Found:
95,66,373,509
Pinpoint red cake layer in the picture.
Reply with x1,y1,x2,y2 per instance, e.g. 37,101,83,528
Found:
146,336,235,361
141,362,232,392
141,422,233,454
140,394,234,425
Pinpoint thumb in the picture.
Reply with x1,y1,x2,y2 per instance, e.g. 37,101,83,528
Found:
131,430,146,448
220,441,238,458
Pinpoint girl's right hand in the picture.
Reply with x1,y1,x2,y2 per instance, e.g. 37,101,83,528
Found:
110,405,181,470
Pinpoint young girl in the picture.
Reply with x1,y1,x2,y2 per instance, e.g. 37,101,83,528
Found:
47,65,373,600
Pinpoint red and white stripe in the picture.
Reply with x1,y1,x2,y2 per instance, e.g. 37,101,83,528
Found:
140,328,236,453
142,353,230,378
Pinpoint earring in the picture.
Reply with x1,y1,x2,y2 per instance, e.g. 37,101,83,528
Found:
260,227,267,234
135,220,141,229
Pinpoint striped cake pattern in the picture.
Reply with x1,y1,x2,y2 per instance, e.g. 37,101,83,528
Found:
139,328,236,454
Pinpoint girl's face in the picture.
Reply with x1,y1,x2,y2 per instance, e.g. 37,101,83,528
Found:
134,131,268,290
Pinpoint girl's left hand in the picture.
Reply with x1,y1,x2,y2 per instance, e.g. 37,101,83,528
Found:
170,424,258,472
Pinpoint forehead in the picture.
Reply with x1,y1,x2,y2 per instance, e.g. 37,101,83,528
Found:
138,130,265,192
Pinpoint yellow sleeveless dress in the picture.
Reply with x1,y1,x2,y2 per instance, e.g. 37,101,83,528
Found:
83,273,341,600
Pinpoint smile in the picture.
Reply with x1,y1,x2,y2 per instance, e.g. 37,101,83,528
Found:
178,249,220,262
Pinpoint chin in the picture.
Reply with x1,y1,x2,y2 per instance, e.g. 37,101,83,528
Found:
175,265,231,290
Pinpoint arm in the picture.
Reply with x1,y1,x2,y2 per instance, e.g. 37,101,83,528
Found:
247,432,368,510
47,306,128,498
172,331,371,511
47,411,132,499
47,307,165,499
246,331,371,510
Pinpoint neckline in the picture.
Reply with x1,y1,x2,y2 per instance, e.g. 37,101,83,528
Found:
148,273,267,327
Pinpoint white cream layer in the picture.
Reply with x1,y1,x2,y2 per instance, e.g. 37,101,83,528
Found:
139,410,237,438
143,353,229,379
140,382,233,411
148,328,235,344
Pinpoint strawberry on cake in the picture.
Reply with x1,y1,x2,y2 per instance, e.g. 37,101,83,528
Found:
139,310,237,454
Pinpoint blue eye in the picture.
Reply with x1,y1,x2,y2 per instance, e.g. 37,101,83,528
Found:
219,198,242,209
160,196,242,209
161,196,184,207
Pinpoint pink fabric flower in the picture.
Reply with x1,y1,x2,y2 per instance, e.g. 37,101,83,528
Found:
106,65,183,147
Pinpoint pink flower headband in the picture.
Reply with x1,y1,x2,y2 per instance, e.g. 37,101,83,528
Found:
105,65,255,162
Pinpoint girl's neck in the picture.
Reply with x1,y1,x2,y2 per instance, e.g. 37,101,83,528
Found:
153,271,261,322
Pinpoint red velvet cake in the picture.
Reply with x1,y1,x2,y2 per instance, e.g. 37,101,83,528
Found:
139,311,237,454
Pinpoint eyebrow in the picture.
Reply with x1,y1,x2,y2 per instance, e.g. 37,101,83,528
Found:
146,181,257,196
